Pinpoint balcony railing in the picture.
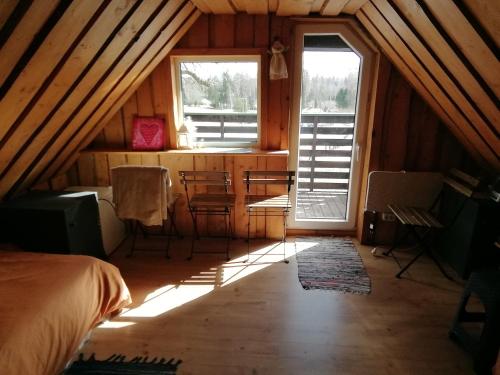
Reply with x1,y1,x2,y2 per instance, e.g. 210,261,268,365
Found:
185,112,355,191
185,112,258,145
299,113,355,192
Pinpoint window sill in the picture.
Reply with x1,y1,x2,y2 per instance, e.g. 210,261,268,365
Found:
83,148,289,156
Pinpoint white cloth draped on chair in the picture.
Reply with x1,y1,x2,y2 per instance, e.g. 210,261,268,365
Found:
111,165,172,226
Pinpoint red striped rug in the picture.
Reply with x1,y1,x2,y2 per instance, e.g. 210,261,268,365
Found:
296,237,371,294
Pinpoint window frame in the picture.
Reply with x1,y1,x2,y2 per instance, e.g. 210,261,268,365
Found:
171,51,263,149
288,22,378,231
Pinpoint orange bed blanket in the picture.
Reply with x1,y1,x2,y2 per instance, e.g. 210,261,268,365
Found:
0,251,131,375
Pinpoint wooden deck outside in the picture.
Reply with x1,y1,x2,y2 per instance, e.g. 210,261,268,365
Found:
294,113,353,220
295,190,347,219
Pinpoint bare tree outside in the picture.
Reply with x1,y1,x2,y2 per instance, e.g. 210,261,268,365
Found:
179,60,259,147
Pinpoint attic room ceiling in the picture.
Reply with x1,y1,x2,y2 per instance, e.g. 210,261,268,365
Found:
190,0,369,15
0,0,498,201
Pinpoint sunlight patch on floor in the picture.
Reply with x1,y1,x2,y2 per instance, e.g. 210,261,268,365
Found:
120,284,214,318
98,321,136,329
102,241,317,322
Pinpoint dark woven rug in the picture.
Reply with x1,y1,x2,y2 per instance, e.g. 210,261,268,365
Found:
296,237,371,294
64,353,182,374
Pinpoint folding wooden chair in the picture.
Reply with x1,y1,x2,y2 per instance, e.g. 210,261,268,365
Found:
111,165,181,258
244,171,295,263
384,169,480,279
179,171,235,260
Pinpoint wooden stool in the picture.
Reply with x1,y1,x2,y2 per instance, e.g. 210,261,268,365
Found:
449,270,500,375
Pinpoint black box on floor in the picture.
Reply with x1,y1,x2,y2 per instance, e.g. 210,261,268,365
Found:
0,190,106,259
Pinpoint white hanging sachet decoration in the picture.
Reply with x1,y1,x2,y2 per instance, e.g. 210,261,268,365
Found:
269,40,288,80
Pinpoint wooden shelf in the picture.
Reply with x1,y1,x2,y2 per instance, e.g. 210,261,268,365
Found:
82,148,289,156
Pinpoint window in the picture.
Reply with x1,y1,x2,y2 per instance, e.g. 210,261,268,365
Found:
173,55,260,148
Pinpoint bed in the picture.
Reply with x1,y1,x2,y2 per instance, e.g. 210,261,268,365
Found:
0,251,131,375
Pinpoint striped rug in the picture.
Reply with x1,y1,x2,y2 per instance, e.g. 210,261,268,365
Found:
64,353,182,374
296,237,371,294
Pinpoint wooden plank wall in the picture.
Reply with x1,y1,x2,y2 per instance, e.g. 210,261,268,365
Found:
87,15,480,242
91,13,292,151
74,151,288,239
92,13,476,173
359,54,478,244
369,56,477,174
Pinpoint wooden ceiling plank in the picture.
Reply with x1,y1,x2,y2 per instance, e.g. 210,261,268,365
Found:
321,0,351,16
463,0,500,48
29,0,187,190
311,0,326,13
277,0,314,16
0,0,19,29
343,0,370,14
0,0,137,176
268,0,279,12
30,4,198,190
0,1,59,87
230,0,246,12
357,6,496,169
0,0,169,198
422,0,500,99
49,10,202,183
190,0,211,13
362,2,498,166
245,0,268,14
372,0,499,158
393,0,500,132
205,0,236,14
0,1,102,143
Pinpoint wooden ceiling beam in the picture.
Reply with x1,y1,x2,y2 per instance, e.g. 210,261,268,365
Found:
31,3,199,190
205,0,236,14
0,0,19,30
0,0,171,198
311,0,326,13
371,0,498,160
421,0,500,99
0,0,59,87
463,0,500,49
393,0,499,132
189,0,372,15
0,0,137,182
190,0,211,13
244,0,269,14
23,0,188,194
321,0,351,16
343,0,370,14
230,0,246,12
0,1,104,143
56,10,202,179
268,0,279,12
277,0,314,16
357,4,494,169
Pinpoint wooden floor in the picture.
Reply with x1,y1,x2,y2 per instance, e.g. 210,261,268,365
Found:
80,237,479,375
296,191,347,219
